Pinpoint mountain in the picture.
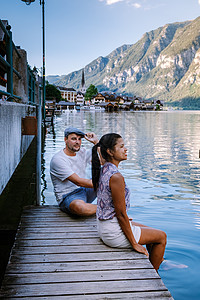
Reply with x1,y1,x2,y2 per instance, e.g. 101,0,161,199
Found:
47,17,200,109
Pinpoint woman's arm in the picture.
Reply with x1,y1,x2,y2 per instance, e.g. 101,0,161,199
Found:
110,173,148,256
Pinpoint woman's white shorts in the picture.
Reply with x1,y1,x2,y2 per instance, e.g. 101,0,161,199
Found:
97,216,141,248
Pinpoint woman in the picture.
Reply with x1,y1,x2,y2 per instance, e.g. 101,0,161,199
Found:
92,133,167,271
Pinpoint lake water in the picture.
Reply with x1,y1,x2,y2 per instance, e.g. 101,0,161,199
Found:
42,110,200,300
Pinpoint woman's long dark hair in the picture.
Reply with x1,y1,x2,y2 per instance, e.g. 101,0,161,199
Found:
92,133,121,191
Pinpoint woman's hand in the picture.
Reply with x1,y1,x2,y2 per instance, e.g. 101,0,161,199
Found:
132,243,149,257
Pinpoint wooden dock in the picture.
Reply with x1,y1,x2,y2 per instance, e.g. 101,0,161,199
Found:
0,206,173,299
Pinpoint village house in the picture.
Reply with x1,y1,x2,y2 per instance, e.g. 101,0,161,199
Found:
76,91,85,106
99,101,118,112
54,70,87,110
92,92,105,104
45,98,56,109
143,99,154,110
115,95,125,104
56,100,76,110
93,91,118,104
56,86,77,102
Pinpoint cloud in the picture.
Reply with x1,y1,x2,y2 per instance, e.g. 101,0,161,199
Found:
99,0,142,8
132,3,141,8
100,0,124,5
99,1,167,10
199,0,200,5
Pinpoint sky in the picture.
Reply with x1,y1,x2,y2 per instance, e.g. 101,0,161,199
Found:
1,0,200,76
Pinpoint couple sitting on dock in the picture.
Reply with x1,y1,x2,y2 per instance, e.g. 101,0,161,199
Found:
50,127,167,271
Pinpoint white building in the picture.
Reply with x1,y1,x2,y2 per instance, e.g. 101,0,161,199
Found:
76,91,85,105
56,69,87,106
57,86,77,102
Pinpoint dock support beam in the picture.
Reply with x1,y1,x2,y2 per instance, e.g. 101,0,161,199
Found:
36,104,42,205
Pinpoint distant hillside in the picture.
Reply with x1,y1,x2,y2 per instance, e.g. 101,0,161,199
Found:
47,17,200,109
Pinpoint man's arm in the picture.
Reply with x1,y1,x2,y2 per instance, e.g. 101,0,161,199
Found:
67,173,93,188
84,132,99,145
84,132,105,165
66,132,99,188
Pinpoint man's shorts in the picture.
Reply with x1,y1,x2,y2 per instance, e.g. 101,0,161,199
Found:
59,187,97,213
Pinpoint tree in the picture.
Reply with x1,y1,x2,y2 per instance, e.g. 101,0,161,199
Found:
45,84,61,103
155,104,160,111
84,84,98,102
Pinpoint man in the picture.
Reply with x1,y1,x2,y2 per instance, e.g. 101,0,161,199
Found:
50,127,98,216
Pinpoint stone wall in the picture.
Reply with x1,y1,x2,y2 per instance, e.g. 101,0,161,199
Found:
12,47,41,105
0,101,36,195
13,48,29,103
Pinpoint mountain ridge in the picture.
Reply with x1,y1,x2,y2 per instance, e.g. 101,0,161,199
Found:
47,17,200,109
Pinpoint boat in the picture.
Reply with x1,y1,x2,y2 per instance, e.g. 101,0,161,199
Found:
80,105,105,111
80,105,90,111
94,106,105,111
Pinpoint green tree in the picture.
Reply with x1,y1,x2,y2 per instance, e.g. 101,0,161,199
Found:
46,84,61,103
155,104,160,111
84,84,98,102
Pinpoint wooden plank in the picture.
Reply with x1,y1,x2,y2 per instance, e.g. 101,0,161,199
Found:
3,269,160,285
12,245,131,254
19,218,95,224
22,210,66,214
19,209,95,223
0,279,168,298
19,222,97,228
22,206,58,210
10,251,145,263
1,291,172,299
20,214,94,218
5,259,153,274
17,227,97,233
22,209,61,213
16,232,98,239
19,218,97,223
14,238,103,247
20,216,95,220
20,215,96,221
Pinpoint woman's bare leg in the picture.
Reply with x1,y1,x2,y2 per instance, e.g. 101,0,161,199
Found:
131,220,153,228
138,227,167,271
130,221,155,256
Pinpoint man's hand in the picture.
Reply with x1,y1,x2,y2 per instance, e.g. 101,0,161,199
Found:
84,132,99,145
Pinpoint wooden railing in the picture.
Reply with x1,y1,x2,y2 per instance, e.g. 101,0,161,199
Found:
0,19,36,104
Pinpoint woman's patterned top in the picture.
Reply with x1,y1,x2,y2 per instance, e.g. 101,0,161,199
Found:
96,162,130,220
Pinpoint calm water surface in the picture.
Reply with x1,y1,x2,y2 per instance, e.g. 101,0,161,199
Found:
42,111,200,300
